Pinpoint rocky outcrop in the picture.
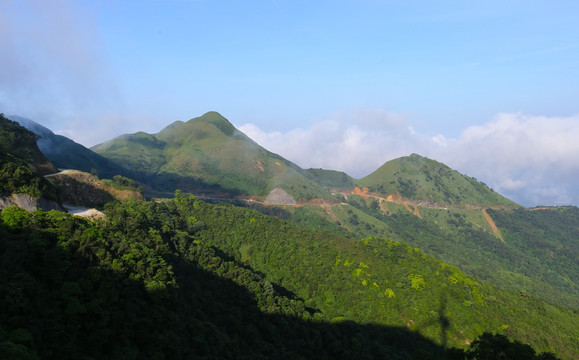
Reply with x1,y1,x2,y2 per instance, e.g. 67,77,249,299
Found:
0,194,64,212
264,187,297,205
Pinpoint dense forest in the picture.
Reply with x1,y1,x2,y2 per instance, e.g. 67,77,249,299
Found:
1,194,572,359
268,193,579,310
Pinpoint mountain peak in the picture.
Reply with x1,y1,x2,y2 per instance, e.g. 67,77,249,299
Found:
188,111,237,137
359,153,519,207
93,112,333,200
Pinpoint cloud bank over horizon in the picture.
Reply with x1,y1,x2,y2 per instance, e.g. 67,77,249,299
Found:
239,111,579,207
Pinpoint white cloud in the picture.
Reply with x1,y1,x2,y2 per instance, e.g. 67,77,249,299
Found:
239,109,431,178
238,111,579,207
436,113,579,206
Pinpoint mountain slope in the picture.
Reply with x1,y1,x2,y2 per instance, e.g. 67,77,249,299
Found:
0,196,573,359
174,194,578,359
93,111,335,200
0,114,61,209
0,114,57,176
10,115,131,180
303,168,357,188
358,154,519,207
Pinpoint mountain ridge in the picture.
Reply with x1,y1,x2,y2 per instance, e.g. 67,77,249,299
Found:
10,115,132,180
92,111,336,201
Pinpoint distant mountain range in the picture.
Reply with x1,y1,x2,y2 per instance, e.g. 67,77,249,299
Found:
1,111,578,359
11,111,517,209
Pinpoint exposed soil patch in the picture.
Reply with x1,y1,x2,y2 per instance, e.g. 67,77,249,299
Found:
482,208,504,242
255,160,265,172
413,205,422,218
264,187,296,205
65,205,106,220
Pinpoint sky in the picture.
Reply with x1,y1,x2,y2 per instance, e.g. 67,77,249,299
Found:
1,0,578,207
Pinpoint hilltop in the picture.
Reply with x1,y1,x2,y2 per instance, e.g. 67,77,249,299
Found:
92,111,335,201
357,153,519,208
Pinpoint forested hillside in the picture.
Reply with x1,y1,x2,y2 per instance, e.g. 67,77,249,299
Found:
0,195,570,359
487,207,579,304
266,194,579,310
0,114,59,203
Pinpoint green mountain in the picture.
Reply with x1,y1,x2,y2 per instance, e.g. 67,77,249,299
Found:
92,111,335,201
303,168,356,188
0,195,573,359
0,114,60,204
357,153,519,208
10,115,132,180
0,114,57,176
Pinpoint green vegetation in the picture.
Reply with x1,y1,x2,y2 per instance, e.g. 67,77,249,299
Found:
275,194,578,310
0,114,59,200
303,168,356,188
101,175,144,192
4,111,576,359
9,115,130,180
487,207,579,307
0,196,569,359
92,112,335,200
357,154,519,207
180,195,576,359
0,114,57,176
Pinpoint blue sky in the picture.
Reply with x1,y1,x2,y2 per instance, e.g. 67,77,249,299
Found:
1,0,579,206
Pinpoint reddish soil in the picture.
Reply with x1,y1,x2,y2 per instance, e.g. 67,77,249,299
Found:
482,208,504,242
413,205,422,218
255,160,265,172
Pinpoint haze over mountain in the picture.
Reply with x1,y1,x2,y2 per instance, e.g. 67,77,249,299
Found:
9,115,132,180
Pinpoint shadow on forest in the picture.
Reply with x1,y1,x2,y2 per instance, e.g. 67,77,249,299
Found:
0,224,459,360
136,172,245,199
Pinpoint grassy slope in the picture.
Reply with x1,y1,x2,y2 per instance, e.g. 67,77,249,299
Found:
93,112,334,200
302,168,357,188
487,207,579,304
357,154,519,207
47,170,145,207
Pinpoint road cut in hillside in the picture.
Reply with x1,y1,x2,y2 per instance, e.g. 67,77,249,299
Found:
482,208,504,242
